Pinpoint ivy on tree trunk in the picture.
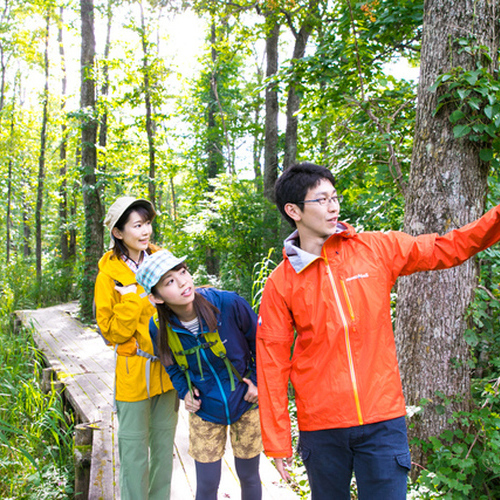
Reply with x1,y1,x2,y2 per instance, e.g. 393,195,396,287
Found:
395,0,500,475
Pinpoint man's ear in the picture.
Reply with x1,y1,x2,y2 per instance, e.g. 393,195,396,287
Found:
149,293,164,305
111,227,123,240
284,203,302,223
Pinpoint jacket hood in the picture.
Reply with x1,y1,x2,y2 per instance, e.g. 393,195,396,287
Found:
283,221,355,274
98,250,137,286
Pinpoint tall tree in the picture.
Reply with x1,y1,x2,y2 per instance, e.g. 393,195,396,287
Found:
139,0,158,206
97,0,113,210
263,13,280,202
394,0,500,471
35,11,50,284
282,0,320,170
80,0,104,320
58,6,70,262
5,90,15,263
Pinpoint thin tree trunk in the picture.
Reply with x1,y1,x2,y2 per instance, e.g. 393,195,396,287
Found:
395,0,499,475
80,0,104,320
0,0,11,115
69,179,78,258
35,12,50,284
22,191,30,257
282,0,319,170
263,16,279,203
0,45,6,114
253,101,263,183
139,1,157,206
5,73,17,263
98,0,112,210
206,21,221,181
6,113,13,263
169,175,177,221
58,6,69,262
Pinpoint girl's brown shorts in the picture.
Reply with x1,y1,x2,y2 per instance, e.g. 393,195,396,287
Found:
188,408,263,463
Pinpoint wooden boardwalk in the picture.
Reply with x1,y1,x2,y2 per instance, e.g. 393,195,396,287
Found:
16,302,299,500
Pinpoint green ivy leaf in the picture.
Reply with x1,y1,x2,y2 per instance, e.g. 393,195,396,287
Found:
457,88,471,100
480,149,494,162
450,110,466,123
485,105,494,119
453,124,471,138
469,97,482,110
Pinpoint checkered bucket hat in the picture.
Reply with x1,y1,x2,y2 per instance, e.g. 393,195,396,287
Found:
136,250,187,294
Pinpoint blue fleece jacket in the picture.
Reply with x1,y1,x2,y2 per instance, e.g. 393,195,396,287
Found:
149,287,258,425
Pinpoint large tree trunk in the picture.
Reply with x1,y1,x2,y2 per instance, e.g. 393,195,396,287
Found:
395,0,499,474
80,0,104,321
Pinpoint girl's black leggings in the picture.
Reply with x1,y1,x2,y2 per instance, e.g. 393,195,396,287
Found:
195,454,261,500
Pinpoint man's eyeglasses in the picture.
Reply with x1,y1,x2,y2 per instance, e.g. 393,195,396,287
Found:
298,195,343,206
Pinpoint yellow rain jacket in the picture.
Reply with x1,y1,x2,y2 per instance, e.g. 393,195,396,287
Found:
94,250,173,402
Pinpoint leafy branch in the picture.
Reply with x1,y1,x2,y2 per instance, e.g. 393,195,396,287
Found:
346,0,409,196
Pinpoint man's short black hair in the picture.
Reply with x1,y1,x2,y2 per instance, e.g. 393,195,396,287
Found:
274,162,336,227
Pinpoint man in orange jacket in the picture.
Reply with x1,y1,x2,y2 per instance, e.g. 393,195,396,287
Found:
256,162,500,499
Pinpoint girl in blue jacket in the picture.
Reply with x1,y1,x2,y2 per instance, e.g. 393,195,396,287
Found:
136,250,262,500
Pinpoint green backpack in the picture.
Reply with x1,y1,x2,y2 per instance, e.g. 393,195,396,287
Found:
153,313,249,401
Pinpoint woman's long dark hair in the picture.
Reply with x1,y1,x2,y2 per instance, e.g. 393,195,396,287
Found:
152,263,220,367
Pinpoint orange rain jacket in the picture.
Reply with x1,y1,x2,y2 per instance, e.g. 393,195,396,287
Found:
256,204,500,458
95,250,173,402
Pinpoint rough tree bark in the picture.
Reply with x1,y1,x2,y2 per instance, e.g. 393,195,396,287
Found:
80,0,104,320
394,0,500,473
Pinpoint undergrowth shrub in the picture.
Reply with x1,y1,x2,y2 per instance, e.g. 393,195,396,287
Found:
413,379,500,499
0,290,74,498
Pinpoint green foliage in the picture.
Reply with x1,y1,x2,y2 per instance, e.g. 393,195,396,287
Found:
0,307,74,498
0,257,78,310
430,36,500,168
160,174,280,301
412,381,500,499
411,186,500,498
285,0,419,230
251,248,277,312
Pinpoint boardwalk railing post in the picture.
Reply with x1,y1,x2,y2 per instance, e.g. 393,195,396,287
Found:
75,423,93,499
41,367,53,393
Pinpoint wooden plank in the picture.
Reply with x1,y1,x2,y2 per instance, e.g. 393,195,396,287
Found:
16,302,300,499
16,303,119,499
89,407,119,500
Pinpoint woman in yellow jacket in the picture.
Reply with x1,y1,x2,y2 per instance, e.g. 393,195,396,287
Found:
94,196,178,500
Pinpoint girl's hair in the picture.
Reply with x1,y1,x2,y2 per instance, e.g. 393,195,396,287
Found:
112,204,154,260
152,263,220,367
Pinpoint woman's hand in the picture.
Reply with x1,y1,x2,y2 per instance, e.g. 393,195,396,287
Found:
242,378,258,404
115,283,137,295
184,387,201,413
